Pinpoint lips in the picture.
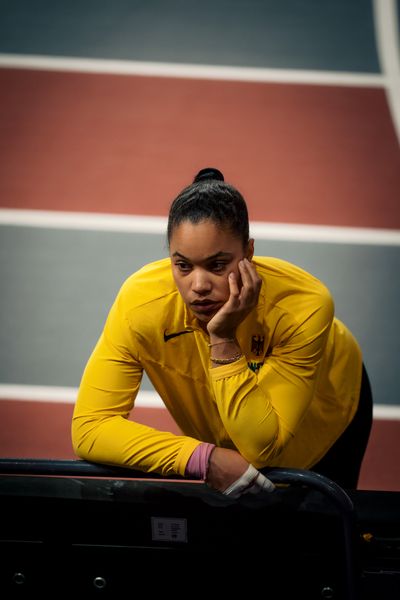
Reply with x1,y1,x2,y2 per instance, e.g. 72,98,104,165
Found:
191,300,220,314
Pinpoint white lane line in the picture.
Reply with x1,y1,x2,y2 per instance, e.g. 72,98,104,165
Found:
373,0,400,144
0,384,399,420
0,53,385,88
1,209,399,246
0,209,167,234
0,384,162,408
249,222,400,246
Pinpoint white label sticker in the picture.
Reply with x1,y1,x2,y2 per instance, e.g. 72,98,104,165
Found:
151,517,188,542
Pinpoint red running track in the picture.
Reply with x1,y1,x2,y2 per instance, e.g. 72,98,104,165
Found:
1,68,400,228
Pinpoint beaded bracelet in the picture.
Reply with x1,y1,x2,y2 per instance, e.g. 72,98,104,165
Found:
210,353,243,365
207,338,236,348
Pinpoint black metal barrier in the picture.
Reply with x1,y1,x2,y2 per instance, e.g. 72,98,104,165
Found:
0,459,399,598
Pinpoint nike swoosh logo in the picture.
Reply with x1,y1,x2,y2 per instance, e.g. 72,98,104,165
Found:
164,329,194,342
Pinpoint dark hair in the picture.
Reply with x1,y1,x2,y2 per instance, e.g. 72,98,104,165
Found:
167,168,250,247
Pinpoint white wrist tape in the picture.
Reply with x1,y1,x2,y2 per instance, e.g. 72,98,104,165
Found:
223,464,275,499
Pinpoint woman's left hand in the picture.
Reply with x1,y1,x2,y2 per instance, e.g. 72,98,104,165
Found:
207,258,262,339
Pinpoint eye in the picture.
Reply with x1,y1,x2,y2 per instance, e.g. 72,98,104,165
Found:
209,261,228,272
175,261,192,272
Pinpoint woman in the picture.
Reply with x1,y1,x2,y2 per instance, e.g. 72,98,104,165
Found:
72,167,373,497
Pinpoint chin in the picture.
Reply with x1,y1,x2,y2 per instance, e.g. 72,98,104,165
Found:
199,314,212,323
193,312,214,326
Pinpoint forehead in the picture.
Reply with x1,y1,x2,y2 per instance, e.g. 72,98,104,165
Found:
169,220,242,259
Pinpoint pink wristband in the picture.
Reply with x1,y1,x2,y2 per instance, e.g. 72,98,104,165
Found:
185,443,216,480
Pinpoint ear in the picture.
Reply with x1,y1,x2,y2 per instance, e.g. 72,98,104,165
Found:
246,238,255,260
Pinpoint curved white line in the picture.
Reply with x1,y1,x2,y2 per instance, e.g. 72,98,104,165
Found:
373,0,400,144
0,52,385,88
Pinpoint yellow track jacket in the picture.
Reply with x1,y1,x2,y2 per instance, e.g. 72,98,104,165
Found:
72,256,362,477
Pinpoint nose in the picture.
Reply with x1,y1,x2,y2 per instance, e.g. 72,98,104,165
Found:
191,268,212,294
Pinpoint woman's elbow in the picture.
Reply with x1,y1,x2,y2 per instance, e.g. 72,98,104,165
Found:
71,417,95,461
240,432,285,468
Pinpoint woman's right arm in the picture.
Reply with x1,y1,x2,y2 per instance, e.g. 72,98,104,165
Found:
71,296,200,477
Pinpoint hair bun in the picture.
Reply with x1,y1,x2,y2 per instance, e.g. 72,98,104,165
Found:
193,167,224,183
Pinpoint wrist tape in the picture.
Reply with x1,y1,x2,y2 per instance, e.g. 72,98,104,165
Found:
223,464,275,499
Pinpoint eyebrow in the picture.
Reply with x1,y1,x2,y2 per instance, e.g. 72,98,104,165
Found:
172,251,233,262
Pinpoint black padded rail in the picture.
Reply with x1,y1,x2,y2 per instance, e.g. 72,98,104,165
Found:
0,457,166,479
1,459,399,598
0,458,358,598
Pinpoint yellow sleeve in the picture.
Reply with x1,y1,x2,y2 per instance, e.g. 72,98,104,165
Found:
71,293,201,477
209,288,334,468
